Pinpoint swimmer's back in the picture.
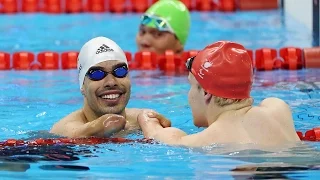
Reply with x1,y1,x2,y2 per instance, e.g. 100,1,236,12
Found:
243,97,300,144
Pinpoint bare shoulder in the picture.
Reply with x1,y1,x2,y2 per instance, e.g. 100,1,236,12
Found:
259,97,291,112
260,97,288,105
57,110,85,124
247,98,299,143
50,109,85,134
251,97,294,125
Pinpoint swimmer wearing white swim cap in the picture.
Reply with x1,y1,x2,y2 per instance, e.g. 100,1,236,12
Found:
50,37,171,138
77,37,128,90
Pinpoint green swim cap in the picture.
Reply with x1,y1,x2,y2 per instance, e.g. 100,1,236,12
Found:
144,0,190,45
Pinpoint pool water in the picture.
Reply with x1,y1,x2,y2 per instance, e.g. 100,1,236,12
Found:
1,10,320,179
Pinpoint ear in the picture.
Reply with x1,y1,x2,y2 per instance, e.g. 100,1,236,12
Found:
204,91,212,104
80,87,85,96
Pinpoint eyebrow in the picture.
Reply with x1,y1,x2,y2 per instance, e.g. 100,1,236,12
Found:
88,66,103,70
139,25,146,31
113,63,127,69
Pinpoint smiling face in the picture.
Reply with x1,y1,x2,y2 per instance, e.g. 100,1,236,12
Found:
81,60,131,117
136,25,182,54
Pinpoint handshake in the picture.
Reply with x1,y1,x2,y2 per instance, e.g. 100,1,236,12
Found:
71,110,171,138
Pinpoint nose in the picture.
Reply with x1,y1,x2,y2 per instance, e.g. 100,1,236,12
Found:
140,34,152,47
102,74,118,88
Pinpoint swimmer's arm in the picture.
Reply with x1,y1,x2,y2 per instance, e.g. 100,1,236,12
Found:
124,108,143,129
138,112,210,147
151,127,211,147
126,108,171,129
50,116,98,138
50,111,81,137
50,112,125,138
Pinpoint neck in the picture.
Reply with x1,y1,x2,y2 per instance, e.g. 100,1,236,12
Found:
82,100,126,123
82,101,99,122
207,98,253,125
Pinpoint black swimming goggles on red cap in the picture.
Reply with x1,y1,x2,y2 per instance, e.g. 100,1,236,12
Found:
185,56,195,72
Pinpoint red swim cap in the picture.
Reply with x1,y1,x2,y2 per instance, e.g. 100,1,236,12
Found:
190,41,253,99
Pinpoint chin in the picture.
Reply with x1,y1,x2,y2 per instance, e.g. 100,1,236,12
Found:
193,119,208,128
103,106,125,115
140,48,150,52
193,121,202,127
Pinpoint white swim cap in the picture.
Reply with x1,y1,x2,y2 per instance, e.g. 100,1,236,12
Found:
77,37,128,89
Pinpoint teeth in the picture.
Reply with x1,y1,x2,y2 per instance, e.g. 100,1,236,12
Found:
101,94,120,99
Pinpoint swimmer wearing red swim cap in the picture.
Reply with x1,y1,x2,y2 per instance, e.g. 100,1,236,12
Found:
138,41,300,147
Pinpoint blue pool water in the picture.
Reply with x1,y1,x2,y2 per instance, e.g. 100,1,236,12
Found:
1,10,320,179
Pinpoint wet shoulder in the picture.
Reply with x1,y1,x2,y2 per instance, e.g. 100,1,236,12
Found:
59,109,86,123
247,97,293,123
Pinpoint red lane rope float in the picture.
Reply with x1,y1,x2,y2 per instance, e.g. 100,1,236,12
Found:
109,0,127,13
255,48,278,71
22,0,39,13
303,47,320,68
1,0,18,14
180,0,193,11
42,0,62,14
280,47,303,70
218,0,236,12
86,0,106,13
65,0,83,13
37,51,59,70
237,0,278,11
0,51,10,70
130,0,150,13
297,128,320,141
0,128,319,148
1,47,320,71
0,0,278,14
61,51,79,69
0,137,154,148
12,51,34,70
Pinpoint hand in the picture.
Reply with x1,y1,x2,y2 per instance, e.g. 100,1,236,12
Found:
85,114,126,137
146,111,171,128
137,111,164,138
100,114,127,137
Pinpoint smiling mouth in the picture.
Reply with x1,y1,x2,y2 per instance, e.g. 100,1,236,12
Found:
100,93,121,100
140,43,151,49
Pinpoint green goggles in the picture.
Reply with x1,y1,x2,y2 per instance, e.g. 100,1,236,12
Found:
140,14,174,33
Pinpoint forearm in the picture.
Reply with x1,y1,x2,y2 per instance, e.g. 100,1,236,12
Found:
151,127,188,145
50,121,100,138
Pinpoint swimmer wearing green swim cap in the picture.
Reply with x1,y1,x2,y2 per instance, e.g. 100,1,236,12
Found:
136,0,191,54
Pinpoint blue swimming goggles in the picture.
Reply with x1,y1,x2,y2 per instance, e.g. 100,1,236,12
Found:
140,14,174,33
186,56,195,71
86,65,128,81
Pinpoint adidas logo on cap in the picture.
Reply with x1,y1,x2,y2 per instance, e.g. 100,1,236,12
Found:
96,44,114,54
